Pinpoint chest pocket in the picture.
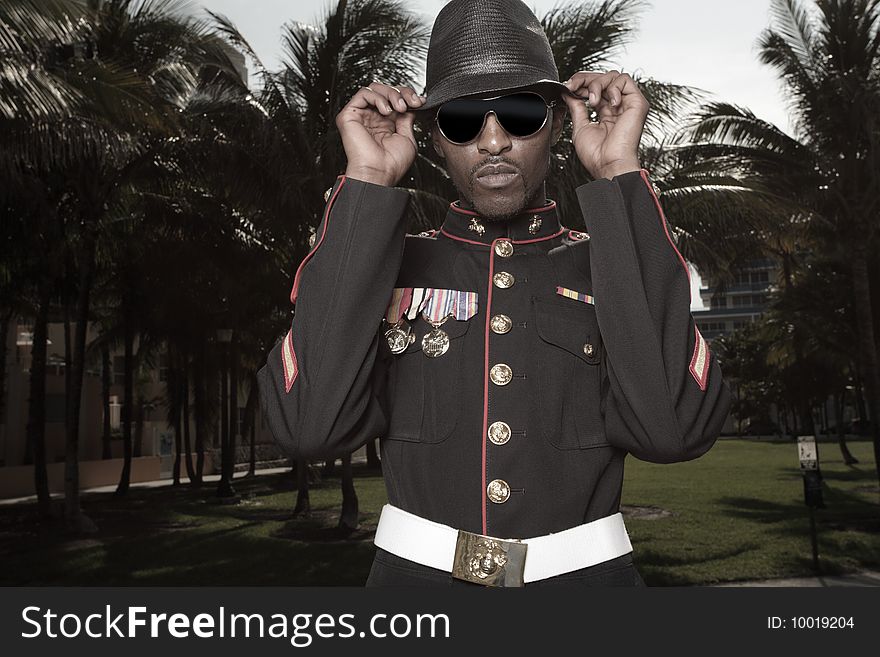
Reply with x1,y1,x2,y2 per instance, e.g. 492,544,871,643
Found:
531,295,609,449
385,316,470,444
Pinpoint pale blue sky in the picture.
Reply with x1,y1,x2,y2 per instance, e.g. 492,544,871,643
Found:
196,0,794,135
195,0,795,308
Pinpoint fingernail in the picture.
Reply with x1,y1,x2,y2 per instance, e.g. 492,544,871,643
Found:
589,93,596,104
398,99,406,110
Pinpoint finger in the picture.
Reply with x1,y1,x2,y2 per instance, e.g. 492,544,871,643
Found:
563,71,603,98
562,93,592,130
606,73,632,106
396,110,417,143
589,71,620,107
397,85,424,107
361,83,400,115
351,86,393,115
369,81,423,113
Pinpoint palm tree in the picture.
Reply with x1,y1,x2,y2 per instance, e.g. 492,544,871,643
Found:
210,0,429,527
670,0,880,483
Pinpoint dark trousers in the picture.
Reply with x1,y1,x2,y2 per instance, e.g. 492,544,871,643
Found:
365,547,646,587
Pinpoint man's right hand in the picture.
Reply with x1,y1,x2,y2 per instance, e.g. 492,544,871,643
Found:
336,82,424,187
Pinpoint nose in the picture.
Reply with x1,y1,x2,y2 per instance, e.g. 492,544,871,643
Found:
476,112,512,156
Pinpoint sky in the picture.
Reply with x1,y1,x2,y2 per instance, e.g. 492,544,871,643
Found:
193,0,798,307
195,0,794,134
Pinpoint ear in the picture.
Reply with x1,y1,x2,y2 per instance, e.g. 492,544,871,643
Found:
430,128,446,158
550,105,566,145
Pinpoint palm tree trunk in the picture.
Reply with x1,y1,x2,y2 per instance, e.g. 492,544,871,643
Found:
193,348,205,485
115,307,134,496
366,438,379,469
101,342,112,459
64,232,97,533
216,343,235,498
293,460,310,516
173,381,182,486
170,346,182,486
851,249,880,488
338,453,358,533
133,393,144,458
27,279,52,517
835,391,858,465
242,375,257,477
229,337,239,476
182,360,195,481
0,309,12,432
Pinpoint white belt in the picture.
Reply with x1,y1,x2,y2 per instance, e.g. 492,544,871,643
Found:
373,503,633,586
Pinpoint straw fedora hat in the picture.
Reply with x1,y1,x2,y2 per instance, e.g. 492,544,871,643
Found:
411,0,577,114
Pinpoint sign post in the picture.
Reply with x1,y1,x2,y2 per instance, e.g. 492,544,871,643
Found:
797,435,824,573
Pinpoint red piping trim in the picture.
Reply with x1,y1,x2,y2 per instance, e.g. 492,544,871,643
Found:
439,226,565,246
641,169,709,389
640,169,691,286
290,175,346,304
480,240,499,535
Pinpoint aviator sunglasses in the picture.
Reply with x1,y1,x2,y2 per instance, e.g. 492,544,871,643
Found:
435,92,556,145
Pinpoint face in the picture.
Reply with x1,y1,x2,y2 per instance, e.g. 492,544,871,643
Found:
431,96,566,221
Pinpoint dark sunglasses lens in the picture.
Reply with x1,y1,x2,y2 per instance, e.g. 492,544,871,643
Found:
495,93,549,137
437,93,549,143
437,98,487,143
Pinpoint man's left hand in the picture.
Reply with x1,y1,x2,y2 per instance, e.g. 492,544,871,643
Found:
562,70,648,181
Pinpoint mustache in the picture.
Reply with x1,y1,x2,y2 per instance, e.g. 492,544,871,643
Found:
468,157,522,178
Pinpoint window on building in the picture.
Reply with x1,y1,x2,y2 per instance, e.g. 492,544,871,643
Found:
108,396,121,430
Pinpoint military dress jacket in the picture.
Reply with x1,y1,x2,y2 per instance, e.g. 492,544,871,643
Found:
257,169,732,540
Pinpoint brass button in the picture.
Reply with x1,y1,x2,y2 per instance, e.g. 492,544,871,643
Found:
494,240,514,257
490,314,512,334
487,479,511,504
493,271,515,289
583,343,595,357
489,363,513,386
488,421,512,445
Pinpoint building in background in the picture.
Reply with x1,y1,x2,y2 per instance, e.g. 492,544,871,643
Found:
0,317,283,499
693,258,779,342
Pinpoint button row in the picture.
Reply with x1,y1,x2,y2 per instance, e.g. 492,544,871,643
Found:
488,243,517,505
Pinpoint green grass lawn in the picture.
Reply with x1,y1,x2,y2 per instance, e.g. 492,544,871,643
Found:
623,438,879,585
0,439,877,586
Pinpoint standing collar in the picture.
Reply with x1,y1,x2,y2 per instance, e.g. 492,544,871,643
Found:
439,199,564,245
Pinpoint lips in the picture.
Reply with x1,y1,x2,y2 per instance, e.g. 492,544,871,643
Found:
474,163,520,189
475,163,519,178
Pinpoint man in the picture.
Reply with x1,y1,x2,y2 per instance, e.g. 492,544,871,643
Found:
258,0,731,587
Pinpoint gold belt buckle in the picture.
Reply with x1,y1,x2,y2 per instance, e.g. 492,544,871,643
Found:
451,529,528,587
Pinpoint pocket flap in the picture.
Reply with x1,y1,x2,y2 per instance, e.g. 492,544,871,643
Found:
533,297,601,365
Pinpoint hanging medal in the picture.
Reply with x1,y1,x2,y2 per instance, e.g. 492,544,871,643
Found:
384,287,416,354
385,320,415,354
421,288,456,358
421,313,452,358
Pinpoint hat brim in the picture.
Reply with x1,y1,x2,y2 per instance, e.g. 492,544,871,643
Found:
410,78,577,116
